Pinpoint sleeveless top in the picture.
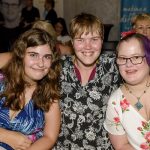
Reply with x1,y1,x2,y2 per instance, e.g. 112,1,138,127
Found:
0,78,44,150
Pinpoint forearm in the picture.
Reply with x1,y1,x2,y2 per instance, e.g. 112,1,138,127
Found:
109,134,135,150
0,128,11,144
0,52,12,68
28,102,61,150
113,143,135,150
27,136,56,150
0,128,32,149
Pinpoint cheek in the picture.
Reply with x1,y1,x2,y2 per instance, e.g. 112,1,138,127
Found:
24,58,36,71
136,30,143,34
73,43,83,51
46,62,52,69
141,63,150,73
147,32,150,38
24,59,34,66
73,42,102,51
45,60,52,68
118,66,126,76
94,43,102,51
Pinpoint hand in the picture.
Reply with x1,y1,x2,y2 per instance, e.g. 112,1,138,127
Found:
6,131,32,150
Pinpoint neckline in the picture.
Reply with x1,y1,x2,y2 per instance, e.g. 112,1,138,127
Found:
9,100,31,121
74,64,96,83
119,88,150,122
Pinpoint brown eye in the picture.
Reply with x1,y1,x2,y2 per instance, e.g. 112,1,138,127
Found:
44,54,52,60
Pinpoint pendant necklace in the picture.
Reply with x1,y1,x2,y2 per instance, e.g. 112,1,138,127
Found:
124,80,150,111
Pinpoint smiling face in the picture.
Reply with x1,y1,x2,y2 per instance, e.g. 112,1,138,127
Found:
117,38,149,85
72,31,102,68
134,19,150,39
24,44,52,84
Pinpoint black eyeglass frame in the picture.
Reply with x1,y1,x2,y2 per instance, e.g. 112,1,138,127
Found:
116,55,146,65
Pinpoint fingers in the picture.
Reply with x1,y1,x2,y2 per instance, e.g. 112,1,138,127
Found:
16,143,31,150
15,138,32,150
25,138,32,145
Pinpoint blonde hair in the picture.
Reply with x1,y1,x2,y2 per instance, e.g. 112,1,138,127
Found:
32,20,57,40
70,13,104,40
131,13,150,28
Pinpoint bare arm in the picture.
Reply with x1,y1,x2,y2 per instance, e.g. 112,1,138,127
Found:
0,128,32,149
109,133,134,150
0,102,60,150
27,101,61,150
59,44,74,55
0,52,12,68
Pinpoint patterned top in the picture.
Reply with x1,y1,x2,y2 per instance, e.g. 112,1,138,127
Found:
104,88,150,150
0,80,45,150
54,54,121,150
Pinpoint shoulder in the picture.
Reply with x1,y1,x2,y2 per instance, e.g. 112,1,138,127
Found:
99,53,116,63
110,88,122,98
98,53,119,73
57,35,71,43
60,55,73,63
108,88,122,104
49,9,57,14
33,6,39,11
22,7,26,12
60,55,74,68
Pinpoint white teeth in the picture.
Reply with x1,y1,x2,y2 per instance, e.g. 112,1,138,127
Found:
82,52,93,56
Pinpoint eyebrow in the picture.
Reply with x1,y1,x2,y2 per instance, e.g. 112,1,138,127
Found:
27,52,52,56
74,36,101,39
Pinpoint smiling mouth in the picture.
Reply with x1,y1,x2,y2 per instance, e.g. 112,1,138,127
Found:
82,52,94,56
32,68,45,72
126,70,137,74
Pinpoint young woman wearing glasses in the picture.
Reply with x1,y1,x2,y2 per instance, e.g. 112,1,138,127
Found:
104,33,150,150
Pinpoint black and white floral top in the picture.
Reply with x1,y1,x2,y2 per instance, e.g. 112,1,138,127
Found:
54,53,121,150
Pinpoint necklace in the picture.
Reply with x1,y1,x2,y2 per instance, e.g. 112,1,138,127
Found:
124,80,150,111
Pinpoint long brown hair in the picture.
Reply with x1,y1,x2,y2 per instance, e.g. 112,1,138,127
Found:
1,28,60,112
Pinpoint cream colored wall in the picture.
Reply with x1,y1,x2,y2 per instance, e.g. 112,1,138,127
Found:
34,0,120,41
55,0,64,17
34,0,45,19
34,0,64,19
63,0,121,41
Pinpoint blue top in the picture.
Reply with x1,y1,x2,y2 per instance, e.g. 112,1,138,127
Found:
0,80,45,150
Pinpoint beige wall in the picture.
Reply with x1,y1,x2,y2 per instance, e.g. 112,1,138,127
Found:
34,0,45,19
63,0,121,41
34,0,64,19
34,0,121,41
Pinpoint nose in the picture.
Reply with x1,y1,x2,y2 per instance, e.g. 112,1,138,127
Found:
126,58,133,67
142,28,148,35
37,57,44,67
84,39,92,50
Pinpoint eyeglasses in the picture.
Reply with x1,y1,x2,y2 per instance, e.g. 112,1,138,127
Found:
116,55,145,65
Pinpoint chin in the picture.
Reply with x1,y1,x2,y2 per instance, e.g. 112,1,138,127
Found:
125,79,140,85
32,75,46,81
